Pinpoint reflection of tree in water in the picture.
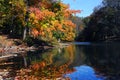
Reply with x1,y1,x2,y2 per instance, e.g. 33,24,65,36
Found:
21,46,76,79
29,61,75,79
25,43,120,79
69,45,87,67
41,45,75,66
84,43,120,80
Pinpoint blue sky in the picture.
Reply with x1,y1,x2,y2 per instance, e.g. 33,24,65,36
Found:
62,0,103,17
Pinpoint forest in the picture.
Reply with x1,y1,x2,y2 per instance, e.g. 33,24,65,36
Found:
0,0,80,46
0,0,120,46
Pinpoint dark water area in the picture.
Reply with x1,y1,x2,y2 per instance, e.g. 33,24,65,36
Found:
72,42,120,80
0,42,120,80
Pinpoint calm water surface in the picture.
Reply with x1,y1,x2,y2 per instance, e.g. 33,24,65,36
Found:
1,42,120,80
24,42,120,80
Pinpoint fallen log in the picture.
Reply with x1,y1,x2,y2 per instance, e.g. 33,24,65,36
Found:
0,54,18,61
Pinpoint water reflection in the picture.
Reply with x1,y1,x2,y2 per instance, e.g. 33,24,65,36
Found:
65,65,105,80
84,42,120,80
25,44,107,79
1,42,120,79
27,45,76,67
19,46,77,79
25,43,108,79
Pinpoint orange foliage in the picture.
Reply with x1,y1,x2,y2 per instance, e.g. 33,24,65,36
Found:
16,63,74,79
54,21,64,31
58,3,81,18
64,9,81,17
29,8,55,21
28,0,80,41
39,1,52,9
31,61,46,71
42,10,55,19
29,61,75,79
63,20,76,28
31,29,39,37
59,2,70,10
29,7,43,20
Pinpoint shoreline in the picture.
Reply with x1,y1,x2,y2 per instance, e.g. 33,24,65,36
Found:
0,43,72,80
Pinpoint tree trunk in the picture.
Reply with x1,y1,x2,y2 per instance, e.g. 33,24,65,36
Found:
23,0,29,40
23,27,27,40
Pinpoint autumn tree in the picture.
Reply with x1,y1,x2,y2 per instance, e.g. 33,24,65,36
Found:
0,0,80,44
28,0,80,42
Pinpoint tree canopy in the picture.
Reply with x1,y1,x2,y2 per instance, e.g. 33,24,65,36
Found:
0,0,80,44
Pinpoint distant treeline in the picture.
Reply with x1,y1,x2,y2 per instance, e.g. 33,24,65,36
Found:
76,0,120,42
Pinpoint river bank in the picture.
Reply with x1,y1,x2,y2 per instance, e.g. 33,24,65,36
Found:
0,35,73,54
0,35,54,54
0,35,73,79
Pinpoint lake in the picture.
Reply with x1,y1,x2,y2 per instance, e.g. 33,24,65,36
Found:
0,42,120,80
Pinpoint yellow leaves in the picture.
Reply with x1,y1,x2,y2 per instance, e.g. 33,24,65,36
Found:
51,21,55,25
30,13,35,18
29,13,39,25
42,24,47,28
